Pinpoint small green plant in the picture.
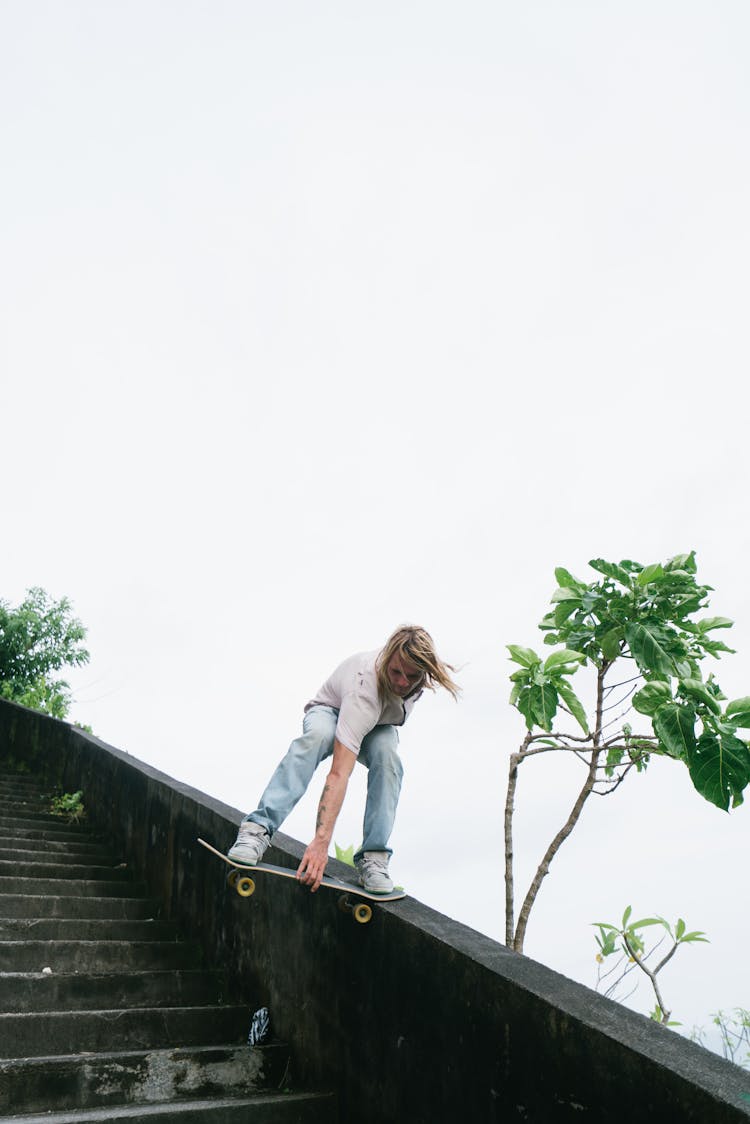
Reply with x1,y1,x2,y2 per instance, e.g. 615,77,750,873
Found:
49,790,85,823
334,842,356,867
593,905,708,1025
692,1008,750,1069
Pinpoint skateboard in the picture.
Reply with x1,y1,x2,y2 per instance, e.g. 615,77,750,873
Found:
198,837,405,924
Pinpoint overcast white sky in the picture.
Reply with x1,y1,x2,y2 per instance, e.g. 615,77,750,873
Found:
2,2,749,1049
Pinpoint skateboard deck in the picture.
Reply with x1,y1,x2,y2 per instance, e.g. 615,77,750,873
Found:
198,837,405,924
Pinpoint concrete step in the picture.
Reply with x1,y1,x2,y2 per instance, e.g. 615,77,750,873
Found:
0,798,51,813
0,1043,291,1115
0,848,121,867
0,829,106,849
0,860,131,880
0,826,98,848
0,832,112,857
0,940,203,973
0,799,51,811
0,969,226,1012
0,776,47,791
0,784,51,795
0,1091,336,1123
0,818,89,836
0,877,146,898
0,918,178,942
0,818,93,836
0,843,115,867
0,895,162,920
0,1004,251,1058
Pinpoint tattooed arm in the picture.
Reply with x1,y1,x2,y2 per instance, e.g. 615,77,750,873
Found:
297,738,357,891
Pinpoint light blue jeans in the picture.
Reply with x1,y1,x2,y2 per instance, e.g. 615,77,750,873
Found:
245,705,404,861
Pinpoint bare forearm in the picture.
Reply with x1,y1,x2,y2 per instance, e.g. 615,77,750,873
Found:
297,737,357,890
314,771,348,845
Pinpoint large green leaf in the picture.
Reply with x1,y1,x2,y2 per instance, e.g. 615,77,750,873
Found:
529,683,558,731
554,600,580,627
725,698,750,728
680,679,721,714
543,649,586,674
551,587,581,604
637,563,665,586
555,567,585,591
627,917,665,931
557,679,589,734
697,616,733,633
653,704,696,760
625,622,677,678
588,559,632,587
515,687,535,729
700,638,736,657
600,627,623,662
515,685,558,731
685,730,750,811
632,682,672,716
666,551,697,574
507,645,541,669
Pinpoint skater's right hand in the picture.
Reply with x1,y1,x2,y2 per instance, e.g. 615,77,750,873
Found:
297,839,329,892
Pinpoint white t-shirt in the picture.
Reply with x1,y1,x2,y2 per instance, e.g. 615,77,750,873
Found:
305,649,422,755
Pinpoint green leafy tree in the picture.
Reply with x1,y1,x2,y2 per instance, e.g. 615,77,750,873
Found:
504,553,750,951
0,588,89,719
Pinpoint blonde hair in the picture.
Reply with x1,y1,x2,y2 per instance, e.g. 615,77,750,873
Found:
376,625,461,701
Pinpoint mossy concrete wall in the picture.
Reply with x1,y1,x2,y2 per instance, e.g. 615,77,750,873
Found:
2,698,749,1123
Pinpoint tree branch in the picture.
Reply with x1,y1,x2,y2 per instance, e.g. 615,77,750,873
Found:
622,932,674,1023
512,745,602,951
601,685,637,713
504,732,532,945
511,666,608,952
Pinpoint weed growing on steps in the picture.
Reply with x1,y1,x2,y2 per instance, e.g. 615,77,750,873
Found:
49,790,85,823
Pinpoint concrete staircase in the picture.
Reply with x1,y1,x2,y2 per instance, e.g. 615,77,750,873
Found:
0,771,335,1122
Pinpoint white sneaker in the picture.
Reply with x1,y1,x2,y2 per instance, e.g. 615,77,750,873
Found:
355,851,394,894
227,822,270,866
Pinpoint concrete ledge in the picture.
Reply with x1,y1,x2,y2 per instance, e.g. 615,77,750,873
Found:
2,697,749,1122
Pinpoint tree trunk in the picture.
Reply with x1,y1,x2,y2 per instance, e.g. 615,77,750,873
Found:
510,665,608,954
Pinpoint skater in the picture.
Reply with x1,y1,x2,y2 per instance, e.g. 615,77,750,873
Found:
228,625,460,893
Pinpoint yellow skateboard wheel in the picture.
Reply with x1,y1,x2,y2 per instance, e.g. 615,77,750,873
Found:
353,903,372,924
236,876,256,897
